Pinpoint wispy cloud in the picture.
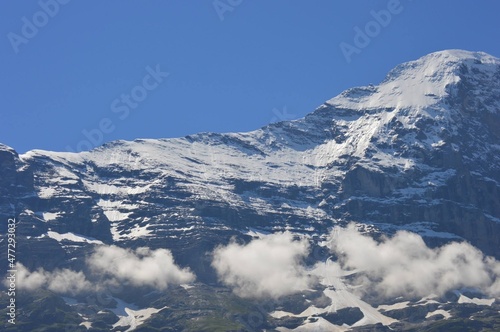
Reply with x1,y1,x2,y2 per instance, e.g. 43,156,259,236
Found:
16,263,91,296
327,224,500,300
13,245,194,295
87,245,195,289
211,232,311,299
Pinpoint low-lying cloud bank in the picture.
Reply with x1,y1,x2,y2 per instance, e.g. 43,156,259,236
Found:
87,245,195,289
17,263,91,296
328,224,500,299
14,245,194,295
211,225,500,300
211,232,311,299
11,226,500,301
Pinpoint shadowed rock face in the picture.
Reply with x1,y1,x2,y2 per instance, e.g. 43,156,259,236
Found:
0,145,31,219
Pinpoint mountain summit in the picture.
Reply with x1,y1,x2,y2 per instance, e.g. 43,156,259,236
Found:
1,50,500,331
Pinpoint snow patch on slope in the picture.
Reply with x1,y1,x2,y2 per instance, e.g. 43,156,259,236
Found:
111,298,166,332
426,309,451,319
272,260,396,330
458,294,495,306
42,212,61,221
47,231,103,244
103,210,131,222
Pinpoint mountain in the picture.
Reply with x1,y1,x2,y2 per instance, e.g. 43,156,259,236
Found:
1,50,499,331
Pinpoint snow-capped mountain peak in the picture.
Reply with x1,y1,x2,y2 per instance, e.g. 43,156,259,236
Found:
2,49,500,331
327,49,500,112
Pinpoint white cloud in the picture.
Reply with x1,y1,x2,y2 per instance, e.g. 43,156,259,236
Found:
16,263,47,291
486,256,500,298
211,232,311,299
16,263,92,296
12,229,500,303
326,224,500,300
13,245,194,294
47,268,92,295
87,245,195,289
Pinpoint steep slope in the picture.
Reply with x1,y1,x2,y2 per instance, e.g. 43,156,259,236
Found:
1,49,500,331
8,50,500,256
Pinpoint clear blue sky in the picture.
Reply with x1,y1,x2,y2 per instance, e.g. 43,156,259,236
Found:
1,0,500,153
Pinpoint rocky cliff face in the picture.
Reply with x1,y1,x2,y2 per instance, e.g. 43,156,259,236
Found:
1,50,499,331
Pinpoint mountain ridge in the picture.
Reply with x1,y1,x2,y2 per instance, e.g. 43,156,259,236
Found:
2,49,500,249
1,49,500,331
